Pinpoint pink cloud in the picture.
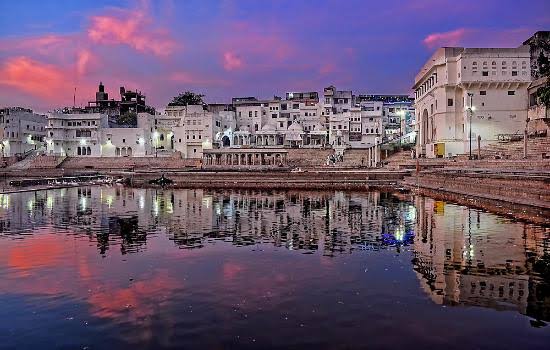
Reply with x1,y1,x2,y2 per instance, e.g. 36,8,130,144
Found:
0,56,74,100
319,62,337,75
88,9,177,56
76,49,93,76
0,56,95,106
219,21,294,71
222,51,243,71
423,28,469,48
170,71,228,86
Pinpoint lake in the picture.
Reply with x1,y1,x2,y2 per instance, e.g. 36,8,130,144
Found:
0,187,548,349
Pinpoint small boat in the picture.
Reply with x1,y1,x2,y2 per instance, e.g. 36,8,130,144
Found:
149,174,173,186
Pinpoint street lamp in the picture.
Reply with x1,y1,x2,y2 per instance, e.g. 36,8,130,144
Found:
397,109,406,147
467,93,475,160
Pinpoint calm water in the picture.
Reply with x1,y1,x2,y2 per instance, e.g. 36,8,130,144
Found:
0,187,549,350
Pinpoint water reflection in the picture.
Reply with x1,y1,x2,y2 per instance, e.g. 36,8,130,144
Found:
0,187,549,348
412,196,550,326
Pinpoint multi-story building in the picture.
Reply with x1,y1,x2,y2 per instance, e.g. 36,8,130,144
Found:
414,46,531,158
45,112,107,156
323,85,354,114
0,107,47,157
45,112,152,157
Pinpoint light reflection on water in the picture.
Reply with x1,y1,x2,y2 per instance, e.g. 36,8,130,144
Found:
0,187,549,349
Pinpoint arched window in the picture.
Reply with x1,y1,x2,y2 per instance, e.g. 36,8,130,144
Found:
492,61,496,66
77,147,81,156
87,147,91,155
472,61,477,66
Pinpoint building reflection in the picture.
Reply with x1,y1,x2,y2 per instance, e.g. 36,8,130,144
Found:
412,196,550,325
0,187,548,324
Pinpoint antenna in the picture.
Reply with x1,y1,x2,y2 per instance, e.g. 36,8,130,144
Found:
73,87,76,108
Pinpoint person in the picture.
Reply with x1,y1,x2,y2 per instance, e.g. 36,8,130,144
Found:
361,157,364,166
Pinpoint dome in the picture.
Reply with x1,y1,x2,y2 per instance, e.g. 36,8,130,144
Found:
287,123,303,132
261,123,276,132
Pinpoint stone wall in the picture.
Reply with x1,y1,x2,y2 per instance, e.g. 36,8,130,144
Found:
59,156,200,170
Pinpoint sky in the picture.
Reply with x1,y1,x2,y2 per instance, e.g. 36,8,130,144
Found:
0,0,549,111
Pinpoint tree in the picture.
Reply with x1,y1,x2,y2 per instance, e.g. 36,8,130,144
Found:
116,112,137,126
168,91,205,106
534,38,550,108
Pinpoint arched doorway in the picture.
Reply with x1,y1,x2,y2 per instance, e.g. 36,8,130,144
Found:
222,135,230,147
127,147,132,156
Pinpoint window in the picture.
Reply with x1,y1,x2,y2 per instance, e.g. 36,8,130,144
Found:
272,113,277,118
482,71,488,76
447,98,453,107
480,91,486,96
512,71,518,76
122,138,126,143
508,91,515,96
249,111,252,117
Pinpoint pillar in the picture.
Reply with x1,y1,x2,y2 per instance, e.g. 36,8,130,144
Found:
374,137,380,166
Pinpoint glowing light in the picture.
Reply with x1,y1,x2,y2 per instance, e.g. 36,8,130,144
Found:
138,137,144,145
105,195,113,208
27,199,34,212
0,194,10,209
80,197,87,210
153,131,159,139
80,139,87,145
153,198,159,216
46,196,54,210
139,195,145,210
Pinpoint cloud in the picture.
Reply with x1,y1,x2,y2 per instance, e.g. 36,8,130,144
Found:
170,71,229,86
423,28,469,48
0,56,73,100
219,21,294,72
88,8,177,56
222,51,243,71
76,49,93,76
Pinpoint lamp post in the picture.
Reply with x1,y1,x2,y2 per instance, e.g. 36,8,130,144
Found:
467,93,475,160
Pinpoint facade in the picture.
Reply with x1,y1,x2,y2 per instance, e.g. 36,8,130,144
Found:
414,46,531,158
0,107,47,157
45,112,152,157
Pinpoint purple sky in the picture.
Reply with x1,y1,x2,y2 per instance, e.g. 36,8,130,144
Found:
0,0,548,111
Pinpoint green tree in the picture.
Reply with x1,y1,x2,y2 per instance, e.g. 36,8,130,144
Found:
168,91,205,106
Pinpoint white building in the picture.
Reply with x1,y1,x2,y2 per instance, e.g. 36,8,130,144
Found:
45,112,152,157
0,108,47,157
414,46,531,158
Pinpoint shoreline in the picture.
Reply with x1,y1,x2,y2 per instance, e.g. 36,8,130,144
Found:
1,168,548,226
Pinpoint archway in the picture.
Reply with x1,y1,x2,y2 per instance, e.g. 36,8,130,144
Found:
222,135,230,147
127,147,132,156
